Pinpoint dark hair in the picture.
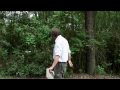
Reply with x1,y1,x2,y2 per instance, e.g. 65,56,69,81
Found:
51,27,61,38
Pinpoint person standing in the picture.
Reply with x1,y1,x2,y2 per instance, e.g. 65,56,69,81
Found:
48,27,73,79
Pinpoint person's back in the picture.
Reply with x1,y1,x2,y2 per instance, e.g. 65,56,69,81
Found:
55,35,70,62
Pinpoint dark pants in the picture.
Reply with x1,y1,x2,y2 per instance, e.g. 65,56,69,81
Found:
54,62,67,79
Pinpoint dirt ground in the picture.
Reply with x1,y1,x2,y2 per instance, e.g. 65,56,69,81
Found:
67,73,120,79
1,73,120,79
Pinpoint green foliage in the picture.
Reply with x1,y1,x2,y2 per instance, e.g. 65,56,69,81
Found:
96,65,106,75
0,12,52,77
25,33,36,45
0,11,120,78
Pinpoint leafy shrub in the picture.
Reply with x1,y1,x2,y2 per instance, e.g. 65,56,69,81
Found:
96,65,106,75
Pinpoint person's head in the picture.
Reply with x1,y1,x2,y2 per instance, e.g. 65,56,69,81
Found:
51,27,61,40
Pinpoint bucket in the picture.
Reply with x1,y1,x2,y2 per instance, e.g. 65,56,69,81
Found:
46,68,54,79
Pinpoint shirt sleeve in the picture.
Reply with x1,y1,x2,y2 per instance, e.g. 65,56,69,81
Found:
54,41,62,57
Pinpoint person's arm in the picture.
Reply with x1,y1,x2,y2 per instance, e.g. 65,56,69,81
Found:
49,55,60,71
68,51,71,61
68,49,73,68
49,41,61,71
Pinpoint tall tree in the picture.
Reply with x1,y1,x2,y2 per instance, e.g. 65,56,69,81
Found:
85,11,95,74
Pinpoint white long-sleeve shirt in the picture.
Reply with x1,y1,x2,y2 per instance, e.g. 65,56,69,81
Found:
53,35,71,62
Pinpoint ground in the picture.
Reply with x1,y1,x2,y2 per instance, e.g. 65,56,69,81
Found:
67,73,120,79
0,73,120,79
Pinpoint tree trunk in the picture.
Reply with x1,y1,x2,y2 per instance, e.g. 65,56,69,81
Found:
85,11,95,74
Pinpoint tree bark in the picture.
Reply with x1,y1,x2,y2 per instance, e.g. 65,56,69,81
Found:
85,11,95,74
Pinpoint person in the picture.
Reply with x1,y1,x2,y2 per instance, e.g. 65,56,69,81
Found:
48,27,73,79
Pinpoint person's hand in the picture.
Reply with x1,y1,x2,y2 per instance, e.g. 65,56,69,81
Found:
68,60,73,68
48,66,54,73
